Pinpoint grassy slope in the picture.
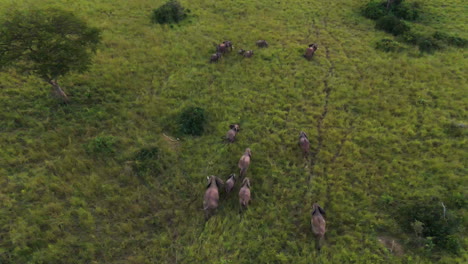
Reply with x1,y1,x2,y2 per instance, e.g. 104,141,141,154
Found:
0,0,466,263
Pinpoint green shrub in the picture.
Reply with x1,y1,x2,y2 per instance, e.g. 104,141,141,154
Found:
417,37,443,53
433,32,468,48
133,147,161,176
375,38,405,52
444,122,467,137
362,1,387,20
85,135,117,155
179,107,206,136
391,2,420,21
375,15,410,36
362,0,419,21
152,0,188,25
397,198,463,254
399,31,421,44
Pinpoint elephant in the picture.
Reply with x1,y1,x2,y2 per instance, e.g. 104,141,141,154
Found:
223,40,233,51
238,148,252,178
238,49,254,58
299,131,310,156
216,41,233,54
239,178,251,210
304,43,318,60
256,40,269,48
210,52,222,63
311,203,326,250
226,124,240,143
203,175,224,220
225,173,236,194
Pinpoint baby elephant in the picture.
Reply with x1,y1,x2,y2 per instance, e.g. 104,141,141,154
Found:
299,131,310,156
238,148,252,178
304,43,318,60
311,203,326,250
256,40,269,48
203,175,224,220
239,178,251,210
210,52,222,63
238,49,254,58
226,124,240,143
225,174,236,194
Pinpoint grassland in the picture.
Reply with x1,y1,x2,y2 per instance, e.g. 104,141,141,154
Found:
0,0,466,263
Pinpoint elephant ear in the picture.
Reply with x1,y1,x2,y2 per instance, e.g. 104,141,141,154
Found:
206,176,213,188
318,206,326,216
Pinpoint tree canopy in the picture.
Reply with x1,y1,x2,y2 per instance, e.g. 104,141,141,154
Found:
0,8,101,82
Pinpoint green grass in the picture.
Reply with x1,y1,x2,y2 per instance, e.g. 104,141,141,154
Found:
0,0,467,263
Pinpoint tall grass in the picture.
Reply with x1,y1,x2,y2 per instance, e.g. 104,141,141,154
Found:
0,0,466,263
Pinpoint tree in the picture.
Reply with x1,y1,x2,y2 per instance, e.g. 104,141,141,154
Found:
0,8,101,102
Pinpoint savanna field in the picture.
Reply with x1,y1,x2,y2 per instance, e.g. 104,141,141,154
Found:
0,0,467,263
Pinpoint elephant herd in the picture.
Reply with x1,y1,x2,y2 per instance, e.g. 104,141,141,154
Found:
203,146,252,219
210,40,318,62
203,124,327,249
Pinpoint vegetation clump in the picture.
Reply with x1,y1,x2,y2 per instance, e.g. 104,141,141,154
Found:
433,32,468,48
375,15,410,36
391,1,420,21
362,1,387,20
179,106,206,136
85,136,117,155
132,147,161,176
362,0,467,53
152,0,188,25
443,122,467,137
397,199,464,254
375,39,405,52
416,36,443,53
362,0,419,21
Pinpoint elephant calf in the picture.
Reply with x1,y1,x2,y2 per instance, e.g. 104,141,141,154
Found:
304,44,318,60
225,174,236,194
239,178,251,210
226,124,240,143
210,52,222,63
299,131,310,156
203,176,224,220
256,40,269,48
238,49,254,58
238,148,252,178
311,203,326,250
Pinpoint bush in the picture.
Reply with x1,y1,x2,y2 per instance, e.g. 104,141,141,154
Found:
85,135,117,155
375,15,410,35
397,198,463,254
433,32,468,48
399,31,421,44
179,107,206,136
152,0,188,24
417,37,443,53
391,2,420,21
362,1,387,20
444,122,467,137
133,147,161,176
362,0,419,21
375,38,405,52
